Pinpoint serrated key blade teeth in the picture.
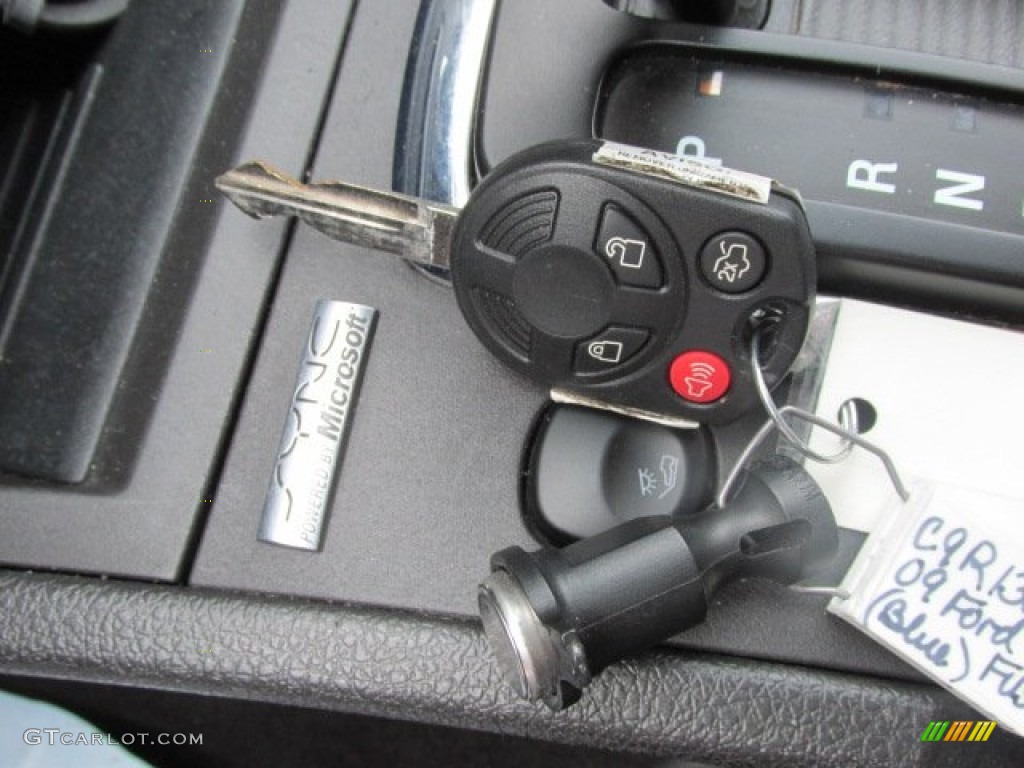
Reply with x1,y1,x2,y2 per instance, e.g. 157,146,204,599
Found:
214,158,457,271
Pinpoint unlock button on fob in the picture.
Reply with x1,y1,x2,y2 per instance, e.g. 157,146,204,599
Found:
574,326,649,375
596,205,663,289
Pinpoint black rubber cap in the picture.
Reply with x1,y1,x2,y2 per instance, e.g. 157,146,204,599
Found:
513,245,615,338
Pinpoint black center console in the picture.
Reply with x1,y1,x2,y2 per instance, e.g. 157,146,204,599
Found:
2,1,1023,765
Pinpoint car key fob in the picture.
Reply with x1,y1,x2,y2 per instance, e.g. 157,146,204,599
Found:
450,140,815,426
217,139,815,425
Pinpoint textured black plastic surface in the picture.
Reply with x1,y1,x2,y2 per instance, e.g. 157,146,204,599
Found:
0,677,698,768
451,139,816,424
524,404,715,543
0,0,351,578
4,569,1022,767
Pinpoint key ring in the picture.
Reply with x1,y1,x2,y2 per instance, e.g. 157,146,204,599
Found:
716,325,910,508
751,327,858,465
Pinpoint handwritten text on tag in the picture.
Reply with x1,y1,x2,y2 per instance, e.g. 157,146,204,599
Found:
830,484,1024,735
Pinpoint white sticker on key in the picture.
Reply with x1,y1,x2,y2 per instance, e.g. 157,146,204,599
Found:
593,141,773,204
829,481,1024,737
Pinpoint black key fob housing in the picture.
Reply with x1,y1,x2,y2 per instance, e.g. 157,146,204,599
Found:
450,139,815,425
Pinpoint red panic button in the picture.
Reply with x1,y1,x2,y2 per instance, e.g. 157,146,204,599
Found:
669,350,731,403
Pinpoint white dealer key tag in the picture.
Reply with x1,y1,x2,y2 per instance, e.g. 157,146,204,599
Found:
741,319,1024,734
829,482,1024,737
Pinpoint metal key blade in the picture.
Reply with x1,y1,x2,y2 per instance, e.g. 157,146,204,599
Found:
215,161,459,270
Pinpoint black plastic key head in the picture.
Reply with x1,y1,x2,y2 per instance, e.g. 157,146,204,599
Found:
450,139,816,425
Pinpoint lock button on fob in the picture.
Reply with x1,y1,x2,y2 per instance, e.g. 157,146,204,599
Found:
574,326,649,374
